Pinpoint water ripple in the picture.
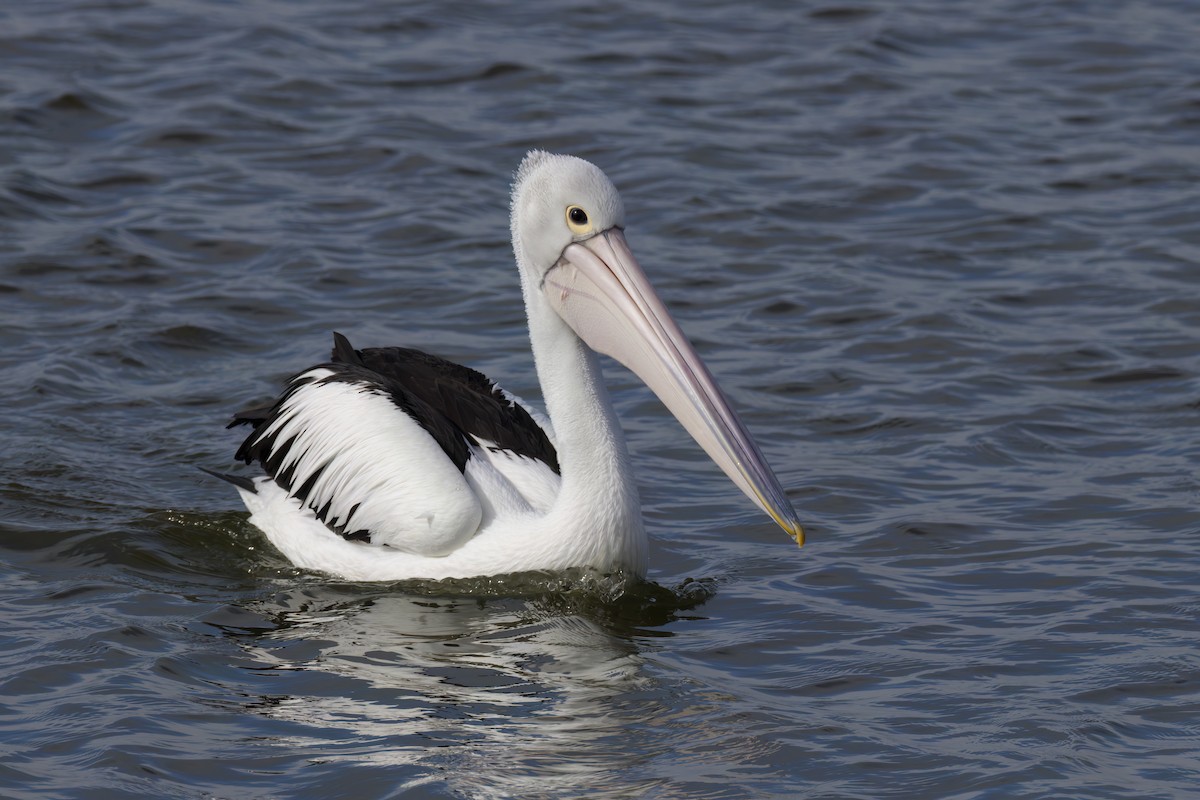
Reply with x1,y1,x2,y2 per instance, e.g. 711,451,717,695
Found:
2,0,1200,797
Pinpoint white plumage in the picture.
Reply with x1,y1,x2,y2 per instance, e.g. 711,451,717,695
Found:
223,152,802,582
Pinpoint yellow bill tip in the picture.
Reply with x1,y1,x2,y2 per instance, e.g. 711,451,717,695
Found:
767,510,804,547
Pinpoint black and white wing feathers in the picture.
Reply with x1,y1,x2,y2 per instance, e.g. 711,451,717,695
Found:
229,333,559,553
331,332,558,473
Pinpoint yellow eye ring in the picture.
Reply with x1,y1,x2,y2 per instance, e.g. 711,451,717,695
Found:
566,205,592,235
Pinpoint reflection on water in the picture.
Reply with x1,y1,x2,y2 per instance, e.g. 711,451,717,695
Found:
228,588,675,798
4,0,1200,796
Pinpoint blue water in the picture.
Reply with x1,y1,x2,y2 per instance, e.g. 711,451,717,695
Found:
2,1,1199,797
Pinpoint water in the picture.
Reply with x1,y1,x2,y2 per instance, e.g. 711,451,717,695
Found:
2,0,1199,797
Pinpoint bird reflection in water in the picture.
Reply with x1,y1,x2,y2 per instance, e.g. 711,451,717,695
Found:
217,575,727,798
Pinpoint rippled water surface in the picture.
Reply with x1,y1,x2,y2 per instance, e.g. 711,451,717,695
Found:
3,1,1199,798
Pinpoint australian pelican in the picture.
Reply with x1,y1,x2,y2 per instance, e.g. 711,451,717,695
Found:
220,152,802,581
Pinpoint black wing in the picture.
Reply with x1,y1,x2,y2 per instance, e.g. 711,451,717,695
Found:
229,358,478,541
228,331,560,536
330,331,559,474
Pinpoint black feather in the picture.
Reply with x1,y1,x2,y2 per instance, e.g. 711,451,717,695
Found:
227,332,560,544
333,332,559,474
199,467,258,493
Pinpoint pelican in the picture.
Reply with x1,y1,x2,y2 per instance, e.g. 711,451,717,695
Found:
219,152,802,581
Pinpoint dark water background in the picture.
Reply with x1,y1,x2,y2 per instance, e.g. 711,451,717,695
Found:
2,1,1199,798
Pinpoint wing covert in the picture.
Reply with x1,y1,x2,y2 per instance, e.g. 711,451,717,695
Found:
232,364,482,556
331,332,559,474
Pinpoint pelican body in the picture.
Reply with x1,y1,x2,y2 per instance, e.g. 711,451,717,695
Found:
223,152,802,581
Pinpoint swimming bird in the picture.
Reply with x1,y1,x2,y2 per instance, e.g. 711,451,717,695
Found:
221,151,802,581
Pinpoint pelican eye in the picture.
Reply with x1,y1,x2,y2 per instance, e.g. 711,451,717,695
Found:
566,205,591,235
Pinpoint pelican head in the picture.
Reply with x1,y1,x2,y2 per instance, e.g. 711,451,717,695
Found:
511,151,804,545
